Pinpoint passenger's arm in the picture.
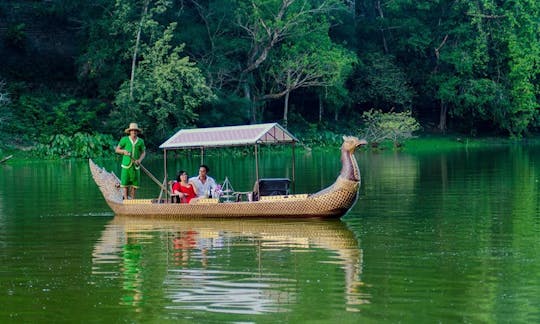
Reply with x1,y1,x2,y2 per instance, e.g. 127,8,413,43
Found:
189,181,199,196
172,187,184,198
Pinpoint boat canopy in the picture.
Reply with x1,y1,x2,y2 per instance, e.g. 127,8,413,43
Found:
159,123,298,150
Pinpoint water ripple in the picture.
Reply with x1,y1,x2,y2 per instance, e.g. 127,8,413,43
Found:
165,269,294,314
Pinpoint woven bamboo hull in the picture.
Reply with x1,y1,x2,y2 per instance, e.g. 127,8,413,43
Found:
89,159,359,218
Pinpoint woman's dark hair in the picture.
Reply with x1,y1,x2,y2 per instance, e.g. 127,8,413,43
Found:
176,170,188,182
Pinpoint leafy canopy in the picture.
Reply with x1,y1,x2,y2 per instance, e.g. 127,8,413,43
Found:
362,109,421,147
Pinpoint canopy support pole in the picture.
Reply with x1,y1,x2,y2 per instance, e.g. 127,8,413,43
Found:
200,147,204,165
163,149,168,202
255,144,260,193
291,142,296,193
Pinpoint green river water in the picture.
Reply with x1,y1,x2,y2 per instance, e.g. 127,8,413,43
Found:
1,144,539,323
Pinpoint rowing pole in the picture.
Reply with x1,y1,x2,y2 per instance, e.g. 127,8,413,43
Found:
128,155,171,195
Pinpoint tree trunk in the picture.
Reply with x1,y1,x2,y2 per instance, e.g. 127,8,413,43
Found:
129,0,150,102
243,82,254,122
438,101,447,133
318,93,323,123
375,0,388,53
283,91,290,127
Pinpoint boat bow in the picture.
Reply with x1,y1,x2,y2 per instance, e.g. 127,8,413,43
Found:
310,136,367,203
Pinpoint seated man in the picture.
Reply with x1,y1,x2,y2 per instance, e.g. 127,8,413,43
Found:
189,164,217,198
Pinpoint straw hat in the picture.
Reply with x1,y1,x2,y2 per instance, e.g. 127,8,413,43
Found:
124,122,143,134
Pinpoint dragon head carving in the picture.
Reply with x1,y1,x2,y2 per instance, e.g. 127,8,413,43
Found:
342,136,367,152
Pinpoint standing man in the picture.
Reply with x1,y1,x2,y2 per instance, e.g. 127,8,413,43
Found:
115,123,146,200
189,164,217,198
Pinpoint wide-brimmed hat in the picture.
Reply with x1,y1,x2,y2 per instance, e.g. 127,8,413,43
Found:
124,122,143,134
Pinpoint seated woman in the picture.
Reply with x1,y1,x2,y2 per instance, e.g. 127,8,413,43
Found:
172,171,198,203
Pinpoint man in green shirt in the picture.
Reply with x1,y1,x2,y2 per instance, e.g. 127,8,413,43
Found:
115,123,146,200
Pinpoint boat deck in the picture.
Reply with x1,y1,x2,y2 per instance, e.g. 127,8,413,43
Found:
121,194,310,205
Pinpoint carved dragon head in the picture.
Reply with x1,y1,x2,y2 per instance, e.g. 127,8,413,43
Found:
342,136,367,153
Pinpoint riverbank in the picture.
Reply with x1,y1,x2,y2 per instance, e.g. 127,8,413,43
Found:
1,133,539,162
403,135,540,153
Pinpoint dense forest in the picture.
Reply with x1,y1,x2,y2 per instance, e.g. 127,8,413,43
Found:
0,0,539,157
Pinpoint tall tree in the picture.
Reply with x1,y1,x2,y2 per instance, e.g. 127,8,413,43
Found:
353,0,540,135
114,24,213,144
78,0,133,98
172,0,251,125
176,0,356,124
350,52,414,112
0,79,11,135
432,0,540,136
80,0,213,144
234,0,349,122
129,0,151,101
502,0,540,135
263,30,356,126
0,79,9,108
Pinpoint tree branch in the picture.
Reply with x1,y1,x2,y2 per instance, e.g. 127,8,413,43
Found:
466,12,506,19
434,34,448,60
129,0,150,101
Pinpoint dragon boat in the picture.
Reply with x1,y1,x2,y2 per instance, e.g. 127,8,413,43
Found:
90,123,366,218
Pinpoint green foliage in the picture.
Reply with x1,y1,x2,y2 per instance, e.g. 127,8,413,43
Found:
265,22,357,123
3,0,540,148
504,0,540,136
9,91,109,144
362,109,421,147
4,23,26,49
51,98,108,136
35,132,116,159
298,124,343,147
79,0,215,145
189,0,354,122
0,79,12,142
113,23,214,145
77,0,167,97
426,0,540,136
0,79,9,107
197,93,251,127
288,113,359,147
351,52,415,111
13,94,53,139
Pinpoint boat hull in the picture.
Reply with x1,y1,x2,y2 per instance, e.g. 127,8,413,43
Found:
90,159,359,219
105,197,354,218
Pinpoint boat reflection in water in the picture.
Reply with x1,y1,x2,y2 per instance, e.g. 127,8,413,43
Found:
92,216,368,314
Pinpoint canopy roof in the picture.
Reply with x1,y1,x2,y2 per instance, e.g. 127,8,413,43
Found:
159,123,298,150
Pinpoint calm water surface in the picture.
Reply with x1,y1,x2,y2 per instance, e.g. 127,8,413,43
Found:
1,144,539,323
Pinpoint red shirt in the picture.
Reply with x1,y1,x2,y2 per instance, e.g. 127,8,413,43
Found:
172,182,197,203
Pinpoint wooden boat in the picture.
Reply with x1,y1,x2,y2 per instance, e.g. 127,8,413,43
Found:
90,124,366,218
